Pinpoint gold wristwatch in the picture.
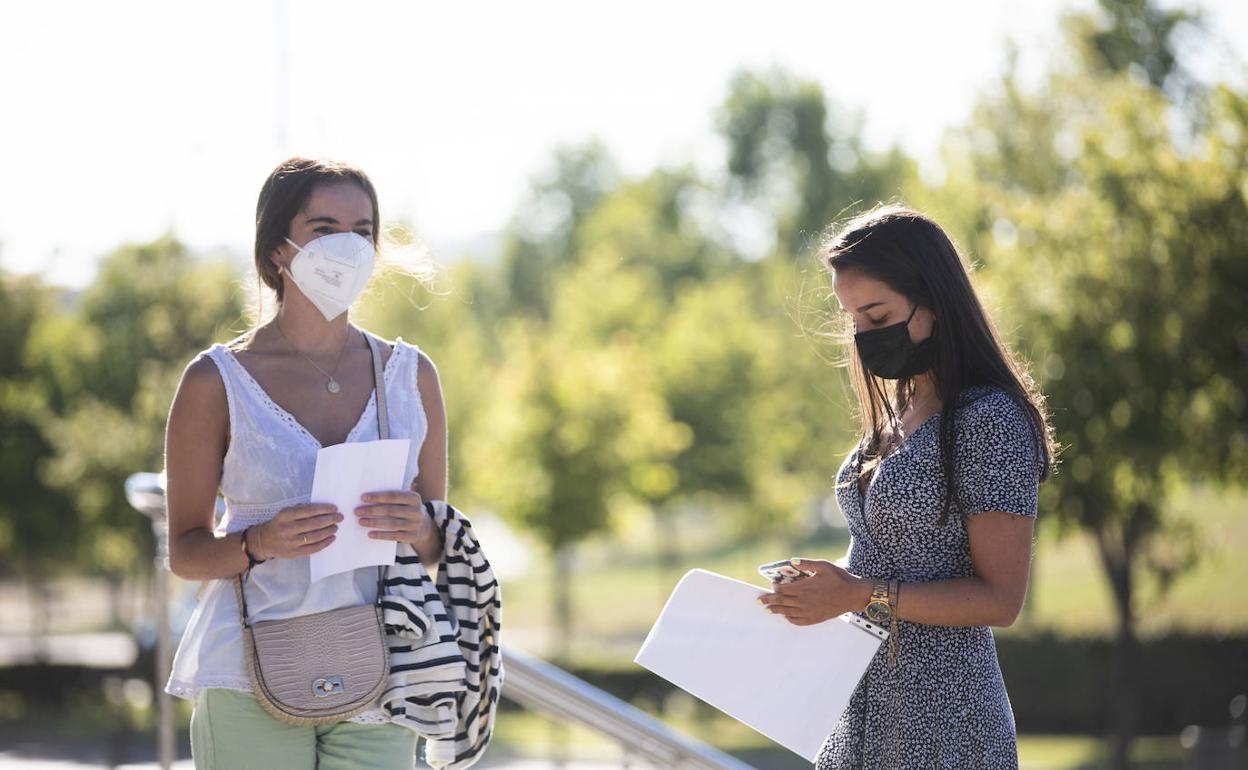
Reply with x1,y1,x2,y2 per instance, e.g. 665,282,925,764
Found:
864,579,893,623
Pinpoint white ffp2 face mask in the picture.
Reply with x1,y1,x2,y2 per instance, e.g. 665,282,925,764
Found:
283,232,376,321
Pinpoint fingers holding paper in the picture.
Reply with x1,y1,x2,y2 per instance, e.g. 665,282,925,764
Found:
250,503,342,560
355,489,434,545
758,557,871,626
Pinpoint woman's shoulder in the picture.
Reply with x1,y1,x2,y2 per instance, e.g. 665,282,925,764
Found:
390,335,424,361
955,384,1026,421
180,336,247,382
364,331,438,386
385,334,437,371
172,349,229,418
953,385,1038,456
177,331,261,399
182,340,234,380
357,329,416,356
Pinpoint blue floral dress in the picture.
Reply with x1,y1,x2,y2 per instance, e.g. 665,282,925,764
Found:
816,385,1043,770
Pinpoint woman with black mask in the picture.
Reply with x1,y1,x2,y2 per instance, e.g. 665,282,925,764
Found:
758,204,1058,770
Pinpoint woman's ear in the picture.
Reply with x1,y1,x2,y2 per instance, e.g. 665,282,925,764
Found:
270,243,289,275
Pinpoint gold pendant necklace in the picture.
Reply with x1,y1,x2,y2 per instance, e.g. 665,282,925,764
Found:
275,319,352,395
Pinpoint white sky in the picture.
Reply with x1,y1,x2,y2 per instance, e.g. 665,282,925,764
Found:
1,0,1244,288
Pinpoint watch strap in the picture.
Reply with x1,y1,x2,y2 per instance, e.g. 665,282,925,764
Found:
869,579,890,605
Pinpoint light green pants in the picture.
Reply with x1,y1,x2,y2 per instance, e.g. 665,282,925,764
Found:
190,688,417,770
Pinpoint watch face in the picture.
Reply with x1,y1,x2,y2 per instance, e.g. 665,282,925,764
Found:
865,601,892,623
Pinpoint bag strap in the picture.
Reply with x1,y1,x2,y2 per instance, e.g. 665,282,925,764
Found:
234,329,394,626
364,331,390,440
364,329,386,606
363,331,391,605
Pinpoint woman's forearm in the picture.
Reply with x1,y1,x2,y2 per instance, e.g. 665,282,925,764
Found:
170,527,250,581
892,575,1024,628
766,559,1023,629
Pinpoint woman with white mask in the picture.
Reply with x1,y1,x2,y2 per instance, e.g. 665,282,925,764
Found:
162,157,449,769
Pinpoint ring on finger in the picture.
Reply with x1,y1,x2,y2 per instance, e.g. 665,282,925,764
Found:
302,534,308,545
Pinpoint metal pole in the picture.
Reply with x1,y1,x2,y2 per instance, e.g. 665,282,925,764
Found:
274,0,289,155
126,472,174,770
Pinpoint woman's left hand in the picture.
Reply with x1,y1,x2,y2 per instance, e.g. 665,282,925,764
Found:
758,558,870,626
355,488,436,547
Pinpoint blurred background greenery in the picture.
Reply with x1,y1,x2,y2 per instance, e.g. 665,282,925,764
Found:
1,1,1246,768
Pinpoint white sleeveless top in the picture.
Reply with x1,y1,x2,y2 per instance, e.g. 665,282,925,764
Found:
165,332,429,724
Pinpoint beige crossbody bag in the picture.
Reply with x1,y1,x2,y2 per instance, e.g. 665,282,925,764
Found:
232,331,393,725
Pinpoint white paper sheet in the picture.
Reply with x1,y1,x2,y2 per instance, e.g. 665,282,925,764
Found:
308,438,411,583
634,568,887,762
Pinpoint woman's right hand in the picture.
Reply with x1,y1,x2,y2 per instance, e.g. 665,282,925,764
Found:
248,503,342,561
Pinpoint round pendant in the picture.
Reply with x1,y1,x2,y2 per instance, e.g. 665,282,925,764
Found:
326,379,341,394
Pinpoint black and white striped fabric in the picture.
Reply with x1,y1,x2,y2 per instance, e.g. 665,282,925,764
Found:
380,500,502,770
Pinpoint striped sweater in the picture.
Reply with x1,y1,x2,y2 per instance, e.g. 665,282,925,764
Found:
380,500,502,769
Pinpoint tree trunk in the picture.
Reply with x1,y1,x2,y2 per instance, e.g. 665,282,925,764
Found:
656,506,681,605
549,545,573,768
28,577,51,664
1095,527,1137,770
552,545,573,664
108,571,125,630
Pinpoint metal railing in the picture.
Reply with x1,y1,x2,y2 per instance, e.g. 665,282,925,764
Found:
502,647,755,769
126,471,756,770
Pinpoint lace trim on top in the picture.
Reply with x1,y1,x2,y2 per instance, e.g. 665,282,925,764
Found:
219,493,312,532
217,335,405,450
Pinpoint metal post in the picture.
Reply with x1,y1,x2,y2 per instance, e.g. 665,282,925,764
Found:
126,472,174,770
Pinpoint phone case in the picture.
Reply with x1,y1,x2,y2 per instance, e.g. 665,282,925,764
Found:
758,560,809,584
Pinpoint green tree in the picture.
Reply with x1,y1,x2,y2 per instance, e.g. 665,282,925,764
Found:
359,257,500,494
0,275,82,636
502,141,617,319
0,276,90,658
545,163,856,594
461,318,689,660
930,6,1247,764
37,236,243,600
1066,0,1200,97
717,68,914,253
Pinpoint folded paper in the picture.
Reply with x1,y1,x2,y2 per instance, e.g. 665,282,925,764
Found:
308,438,411,583
635,568,887,761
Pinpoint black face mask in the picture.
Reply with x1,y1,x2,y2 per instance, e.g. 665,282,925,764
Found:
854,303,936,379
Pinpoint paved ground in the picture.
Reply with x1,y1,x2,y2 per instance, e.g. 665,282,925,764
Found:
0,757,659,770
0,737,665,770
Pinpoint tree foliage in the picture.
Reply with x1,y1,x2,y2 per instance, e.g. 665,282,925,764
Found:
922,2,1247,763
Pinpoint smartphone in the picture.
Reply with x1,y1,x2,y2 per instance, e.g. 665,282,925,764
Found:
758,559,810,584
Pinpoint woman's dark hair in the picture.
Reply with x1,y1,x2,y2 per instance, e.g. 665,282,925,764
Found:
820,203,1057,525
254,157,381,302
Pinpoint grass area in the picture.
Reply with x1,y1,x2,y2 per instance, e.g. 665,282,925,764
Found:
500,484,1248,663
1015,484,1248,638
1016,734,1187,769
0,695,1193,770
